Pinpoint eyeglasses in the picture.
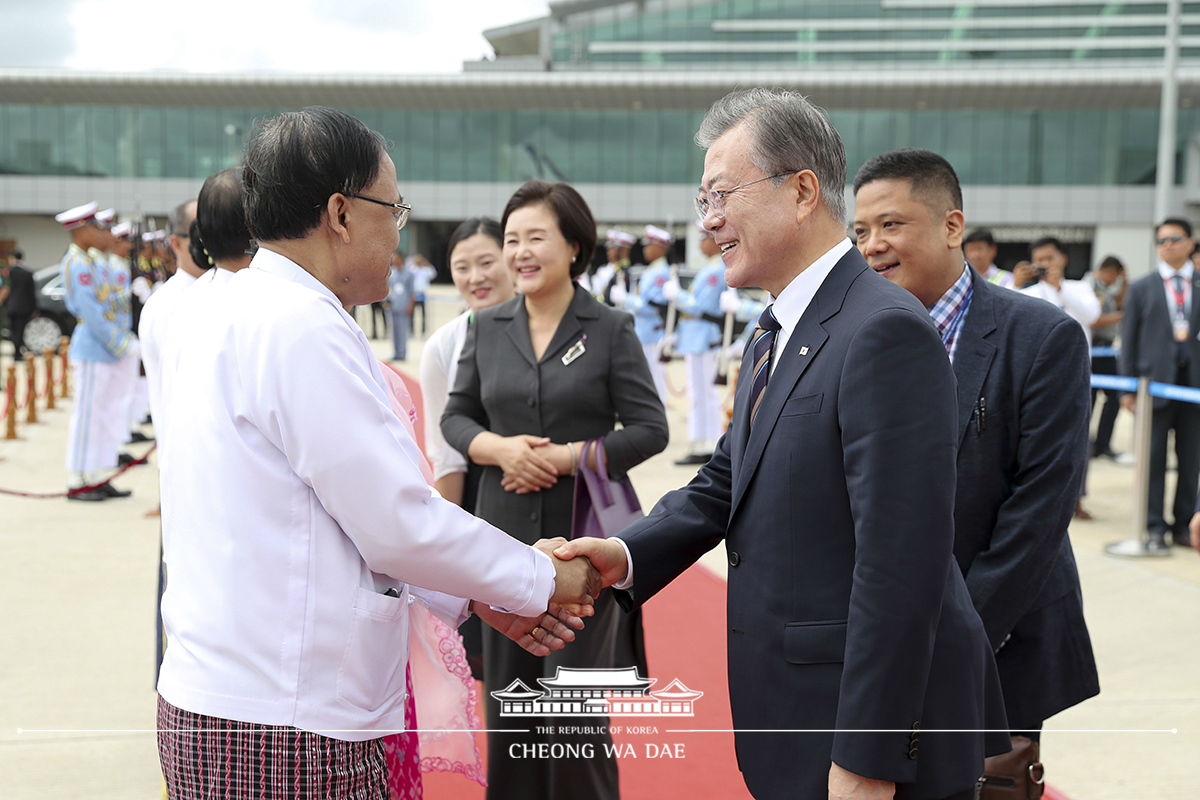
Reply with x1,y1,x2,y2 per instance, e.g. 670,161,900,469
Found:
344,192,411,230
1156,235,1188,245
694,171,796,223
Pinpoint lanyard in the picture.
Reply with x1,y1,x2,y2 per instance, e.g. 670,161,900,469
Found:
1165,275,1188,320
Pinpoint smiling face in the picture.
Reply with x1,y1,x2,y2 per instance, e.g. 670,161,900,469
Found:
853,177,965,308
699,124,804,294
328,153,402,307
503,202,578,300
450,232,514,312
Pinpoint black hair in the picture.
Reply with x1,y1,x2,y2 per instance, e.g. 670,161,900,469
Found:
501,181,597,279
963,229,996,248
1030,237,1065,255
447,217,503,264
188,167,253,269
10,249,22,260
1098,255,1124,271
242,106,387,242
1158,217,1194,238
853,148,963,213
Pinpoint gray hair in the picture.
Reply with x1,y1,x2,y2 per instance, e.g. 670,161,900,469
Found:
167,199,196,237
695,88,847,224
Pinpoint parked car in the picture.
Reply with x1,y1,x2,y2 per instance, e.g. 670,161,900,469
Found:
23,265,77,354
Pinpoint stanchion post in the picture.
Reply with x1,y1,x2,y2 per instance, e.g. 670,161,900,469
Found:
4,365,17,440
1106,377,1169,557
43,348,56,410
60,337,71,399
23,352,38,424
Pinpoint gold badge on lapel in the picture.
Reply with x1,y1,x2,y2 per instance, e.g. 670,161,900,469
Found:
562,334,588,366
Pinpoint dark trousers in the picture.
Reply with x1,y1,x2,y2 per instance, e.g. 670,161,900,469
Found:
369,302,388,340
1091,354,1121,453
482,591,631,800
1148,397,1200,539
7,313,31,356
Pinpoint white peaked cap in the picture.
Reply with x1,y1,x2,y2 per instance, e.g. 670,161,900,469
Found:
96,208,117,226
644,224,675,247
55,201,99,229
606,229,637,248
111,221,134,239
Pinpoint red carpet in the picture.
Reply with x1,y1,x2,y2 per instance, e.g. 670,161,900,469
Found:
423,563,752,799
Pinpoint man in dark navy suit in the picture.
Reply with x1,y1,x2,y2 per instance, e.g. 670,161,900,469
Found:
853,148,1099,791
559,90,1008,800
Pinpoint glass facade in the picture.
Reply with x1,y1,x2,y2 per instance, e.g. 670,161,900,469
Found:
0,103,1195,187
549,0,1200,68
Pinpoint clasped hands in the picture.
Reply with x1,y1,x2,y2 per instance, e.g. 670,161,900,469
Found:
473,537,630,657
494,435,583,495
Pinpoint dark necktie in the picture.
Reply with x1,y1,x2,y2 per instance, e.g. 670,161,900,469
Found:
1174,275,1190,369
749,305,782,425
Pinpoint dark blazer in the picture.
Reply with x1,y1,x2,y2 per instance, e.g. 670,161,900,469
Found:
6,265,35,316
952,273,1099,730
442,285,669,544
616,248,1009,800
1120,268,1200,407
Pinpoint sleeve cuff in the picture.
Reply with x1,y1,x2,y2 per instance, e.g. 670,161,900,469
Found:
490,547,555,618
612,538,635,590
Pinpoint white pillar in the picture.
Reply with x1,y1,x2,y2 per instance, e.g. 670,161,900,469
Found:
1154,0,1183,224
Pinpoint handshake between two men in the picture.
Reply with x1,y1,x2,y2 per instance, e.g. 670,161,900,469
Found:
480,536,630,658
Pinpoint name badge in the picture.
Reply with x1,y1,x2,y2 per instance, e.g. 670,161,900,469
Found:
562,335,587,366
1175,319,1190,343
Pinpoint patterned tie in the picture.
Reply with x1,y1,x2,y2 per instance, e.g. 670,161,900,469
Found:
749,305,782,425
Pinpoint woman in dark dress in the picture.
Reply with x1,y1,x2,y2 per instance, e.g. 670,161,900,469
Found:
442,181,668,800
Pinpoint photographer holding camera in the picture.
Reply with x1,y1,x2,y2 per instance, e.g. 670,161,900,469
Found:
1019,238,1101,344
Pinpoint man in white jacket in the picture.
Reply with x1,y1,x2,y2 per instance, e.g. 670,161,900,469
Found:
155,106,598,799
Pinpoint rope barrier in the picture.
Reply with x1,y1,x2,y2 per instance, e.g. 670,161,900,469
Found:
0,444,156,498
1090,373,1200,405
1091,345,1120,358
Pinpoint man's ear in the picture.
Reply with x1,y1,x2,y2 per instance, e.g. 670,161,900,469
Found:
794,170,821,224
325,194,352,245
945,209,965,250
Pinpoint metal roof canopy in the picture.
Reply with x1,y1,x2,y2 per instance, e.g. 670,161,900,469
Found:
1,66,1198,111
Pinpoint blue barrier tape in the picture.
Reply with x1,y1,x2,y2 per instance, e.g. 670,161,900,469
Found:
1090,373,1200,405
1091,374,1138,392
1091,345,1120,358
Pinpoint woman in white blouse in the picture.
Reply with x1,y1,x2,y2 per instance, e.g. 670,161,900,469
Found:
419,217,515,507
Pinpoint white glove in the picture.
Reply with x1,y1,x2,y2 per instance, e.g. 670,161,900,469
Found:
719,288,741,314
662,278,681,302
610,283,627,305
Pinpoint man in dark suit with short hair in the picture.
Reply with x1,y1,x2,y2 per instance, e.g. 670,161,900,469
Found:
853,148,1099,790
559,90,1008,800
1120,218,1200,550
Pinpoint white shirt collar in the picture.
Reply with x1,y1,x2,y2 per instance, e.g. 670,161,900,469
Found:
252,246,342,304
767,237,854,337
1158,260,1194,282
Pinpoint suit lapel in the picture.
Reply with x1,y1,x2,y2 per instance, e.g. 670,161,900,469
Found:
730,251,863,517
953,274,998,446
504,301,538,368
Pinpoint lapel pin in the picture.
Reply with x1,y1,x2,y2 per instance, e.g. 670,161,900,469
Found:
562,334,587,366
799,346,809,356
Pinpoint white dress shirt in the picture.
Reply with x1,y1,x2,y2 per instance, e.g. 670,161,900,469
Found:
157,248,555,740
138,268,198,447
1020,278,1101,346
613,237,853,588
418,310,471,482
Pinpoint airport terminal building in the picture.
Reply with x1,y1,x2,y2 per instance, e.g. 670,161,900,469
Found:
3,0,1200,276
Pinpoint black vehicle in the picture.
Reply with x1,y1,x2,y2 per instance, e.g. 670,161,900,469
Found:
23,265,77,354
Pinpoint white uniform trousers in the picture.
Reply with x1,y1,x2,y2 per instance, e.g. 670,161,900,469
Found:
115,338,142,444
65,359,126,474
685,350,724,444
642,341,668,406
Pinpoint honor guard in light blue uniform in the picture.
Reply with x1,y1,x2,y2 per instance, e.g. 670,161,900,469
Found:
59,202,135,501
110,221,153,447
620,224,674,404
664,222,728,463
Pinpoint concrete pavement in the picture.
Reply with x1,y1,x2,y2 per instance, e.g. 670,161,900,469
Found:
2,290,1198,798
